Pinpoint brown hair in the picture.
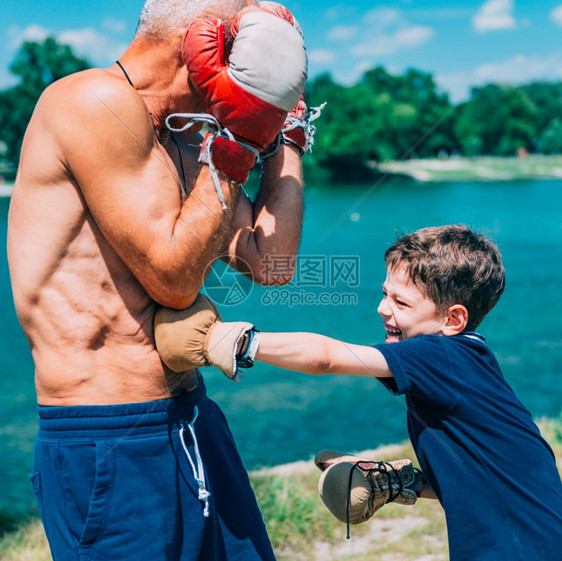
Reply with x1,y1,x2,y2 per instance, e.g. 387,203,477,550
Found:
384,225,505,331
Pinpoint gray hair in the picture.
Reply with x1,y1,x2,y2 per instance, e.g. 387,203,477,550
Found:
136,0,249,39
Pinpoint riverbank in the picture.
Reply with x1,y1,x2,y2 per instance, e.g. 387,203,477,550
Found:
2,417,560,561
3,155,562,196
0,184,13,197
376,154,562,182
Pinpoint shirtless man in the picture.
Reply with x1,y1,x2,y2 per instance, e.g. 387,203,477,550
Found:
7,1,308,559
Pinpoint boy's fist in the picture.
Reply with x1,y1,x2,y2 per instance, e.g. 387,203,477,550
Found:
154,294,254,381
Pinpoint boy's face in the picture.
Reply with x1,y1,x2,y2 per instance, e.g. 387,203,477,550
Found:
377,265,449,343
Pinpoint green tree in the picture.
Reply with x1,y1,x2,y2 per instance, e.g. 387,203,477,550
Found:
362,67,457,158
306,73,382,180
538,118,562,154
455,84,538,156
522,81,562,135
306,68,458,180
0,37,90,165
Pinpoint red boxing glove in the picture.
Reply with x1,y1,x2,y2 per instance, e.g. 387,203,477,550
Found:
255,3,325,156
256,1,302,32
183,6,307,186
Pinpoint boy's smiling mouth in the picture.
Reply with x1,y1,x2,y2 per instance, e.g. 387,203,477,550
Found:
385,328,402,343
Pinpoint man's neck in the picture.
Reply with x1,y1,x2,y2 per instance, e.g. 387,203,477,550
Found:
113,35,195,135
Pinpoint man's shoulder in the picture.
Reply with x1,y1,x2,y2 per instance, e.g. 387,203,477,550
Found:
38,68,154,158
43,68,111,100
41,68,147,124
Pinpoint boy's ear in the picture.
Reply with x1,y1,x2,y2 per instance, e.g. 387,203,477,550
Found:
443,305,468,335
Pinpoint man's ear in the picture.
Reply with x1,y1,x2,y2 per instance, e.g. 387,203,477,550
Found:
442,305,468,336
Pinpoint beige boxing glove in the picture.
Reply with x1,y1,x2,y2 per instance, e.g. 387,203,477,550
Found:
315,450,420,531
154,294,255,381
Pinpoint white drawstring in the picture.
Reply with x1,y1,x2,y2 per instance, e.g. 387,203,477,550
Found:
179,406,211,518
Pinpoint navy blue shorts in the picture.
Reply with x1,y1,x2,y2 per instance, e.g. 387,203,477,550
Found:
31,381,276,561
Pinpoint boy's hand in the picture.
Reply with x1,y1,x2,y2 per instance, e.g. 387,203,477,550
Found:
315,450,420,529
154,294,254,381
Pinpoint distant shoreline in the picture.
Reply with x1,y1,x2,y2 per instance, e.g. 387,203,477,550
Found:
0,184,13,197
3,155,562,197
377,154,562,182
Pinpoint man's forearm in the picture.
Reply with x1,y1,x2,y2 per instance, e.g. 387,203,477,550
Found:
256,144,304,255
227,146,304,283
148,167,239,308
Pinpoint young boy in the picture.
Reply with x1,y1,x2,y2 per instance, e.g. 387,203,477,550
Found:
155,225,562,560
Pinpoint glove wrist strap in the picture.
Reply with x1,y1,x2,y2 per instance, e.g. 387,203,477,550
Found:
237,328,260,368
261,101,328,160
282,101,327,155
413,468,426,498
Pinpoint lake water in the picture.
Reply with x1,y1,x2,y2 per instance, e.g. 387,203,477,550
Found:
1,177,561,513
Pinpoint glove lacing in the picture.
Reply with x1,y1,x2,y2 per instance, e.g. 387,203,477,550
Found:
166,113,259,211
282,102,327,153
345,460,404,539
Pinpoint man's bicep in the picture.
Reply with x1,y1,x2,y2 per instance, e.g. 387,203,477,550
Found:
77,140,181,249
65,87,182,245
57,80,203,303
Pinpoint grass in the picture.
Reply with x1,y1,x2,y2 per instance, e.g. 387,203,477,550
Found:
0,512,51,561
253,441,451,561
1,418,561,560
250,469,339,559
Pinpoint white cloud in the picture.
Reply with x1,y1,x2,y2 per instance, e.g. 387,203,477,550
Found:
473,0,516,32
0,66,18,90
363,7,402,29
8,24,128,66
473,53,562,83
352,25,434,58
323,4,357,21
406,8,474,20
550,5,562,26
58,27,127,63
9,23,50,48
308,48,336,65
102,18,127,34
436,53,562,102
344,7,434,59
332,60,374,85
394,26,435,48
327,25,359,41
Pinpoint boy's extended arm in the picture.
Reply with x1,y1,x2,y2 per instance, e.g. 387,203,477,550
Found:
154,295,394,380
256,332,393,378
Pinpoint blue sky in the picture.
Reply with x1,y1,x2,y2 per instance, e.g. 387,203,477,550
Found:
2,0,562,101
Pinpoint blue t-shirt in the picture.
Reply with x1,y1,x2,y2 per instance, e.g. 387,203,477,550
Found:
375,333,562,561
